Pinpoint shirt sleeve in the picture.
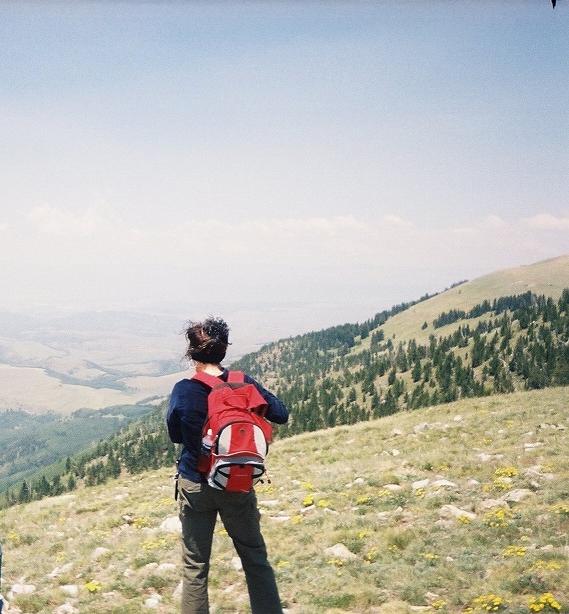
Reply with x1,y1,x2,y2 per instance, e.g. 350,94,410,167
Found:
245,374,289,424
166,382,184,443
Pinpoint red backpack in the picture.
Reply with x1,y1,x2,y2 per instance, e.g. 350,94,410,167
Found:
193,370,273,493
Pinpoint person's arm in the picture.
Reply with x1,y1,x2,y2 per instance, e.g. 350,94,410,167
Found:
166,382,184,443
245,374,289,424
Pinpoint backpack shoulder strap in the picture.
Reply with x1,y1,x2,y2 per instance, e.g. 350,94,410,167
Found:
227,370,245,383
192,371,225,389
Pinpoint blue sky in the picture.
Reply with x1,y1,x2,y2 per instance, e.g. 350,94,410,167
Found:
0,2,567,318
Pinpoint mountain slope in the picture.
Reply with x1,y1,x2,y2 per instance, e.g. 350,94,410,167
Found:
380,255,569,344
1,387,568,613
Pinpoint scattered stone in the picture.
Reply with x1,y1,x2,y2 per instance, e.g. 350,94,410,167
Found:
144,593,162,608
431,479,458,489
414,423,429,433
122,514,134,524
376,511,392,522
259,499,280,507
142,563,159,572
425,592,440,601
123,569,133,578
409,607,431,612
391,449,401,456
539,544,554,552
269,515,291,522
477,452,504,462
114,493,129,501
467,479,480,486
439,505,476,521
501,489,534,503
9,584,36,597
92,547,110,559
353,477,365,485
60,585,79,598
383,484,403,492
412,479,430,490
524,442,543,450
453,415,463,422
391,428,405,436
445,556,455,562
53,605,79,614
231,557,243,571
48,563,73,579
159,516,182,533
300,505,315,514
324,543,357,560
173,581,183,599
157,562,177,573
477,499,509,513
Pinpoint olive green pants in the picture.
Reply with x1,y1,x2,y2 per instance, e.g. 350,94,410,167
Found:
178,477,282,614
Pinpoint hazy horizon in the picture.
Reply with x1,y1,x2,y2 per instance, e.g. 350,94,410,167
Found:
1,2,568,319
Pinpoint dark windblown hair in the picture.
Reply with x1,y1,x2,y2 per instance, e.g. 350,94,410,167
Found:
185,317,230,364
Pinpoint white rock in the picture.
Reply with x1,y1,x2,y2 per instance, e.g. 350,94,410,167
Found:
477,499,510,513
269,515,290,522
391,428,405,436
324,543,357,560
157,562,177,573
524,442,543,450
414,423,430,433
259,499,280,507
92,547,110,559
173,581,183,599
431,479,458,489
477,453,493,462
142,562,159,572
453,415,463,422
391,449,401,456
159,516,182,533
231,556,243,571
60,585,79,597
501,489,534,503
10,584,36,596
540,544,554,551
445,556,455,562
439,505,476,521
412,479,430,490
383,484,403,492
123,568,133,578
48,563,73,579
53,605,79,614
144,594,162,608
467,479,480,486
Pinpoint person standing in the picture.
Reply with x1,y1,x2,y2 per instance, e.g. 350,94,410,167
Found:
166,317,288,614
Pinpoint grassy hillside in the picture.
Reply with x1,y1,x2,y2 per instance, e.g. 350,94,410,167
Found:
379,255,569,345
1,387,567,613
231,255,569,439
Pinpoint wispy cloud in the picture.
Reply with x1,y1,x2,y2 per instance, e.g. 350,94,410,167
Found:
27,205,118,237
521,214,569,231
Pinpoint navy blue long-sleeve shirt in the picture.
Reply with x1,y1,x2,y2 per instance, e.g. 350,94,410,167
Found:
166,368,289,482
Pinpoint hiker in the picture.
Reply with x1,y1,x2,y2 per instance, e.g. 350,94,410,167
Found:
166,317,289,614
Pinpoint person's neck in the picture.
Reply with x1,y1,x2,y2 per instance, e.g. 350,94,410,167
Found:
195,362,224,376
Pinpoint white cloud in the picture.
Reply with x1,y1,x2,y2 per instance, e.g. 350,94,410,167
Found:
521,214,569,231
484,215,506,229
27,205,117,237
382,214,413,227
